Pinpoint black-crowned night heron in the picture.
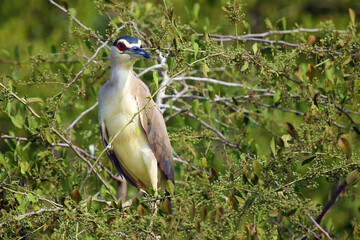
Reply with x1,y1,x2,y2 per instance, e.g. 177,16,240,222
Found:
98,36,174,204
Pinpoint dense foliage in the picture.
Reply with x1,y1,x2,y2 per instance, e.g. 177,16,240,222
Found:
1,0,360,239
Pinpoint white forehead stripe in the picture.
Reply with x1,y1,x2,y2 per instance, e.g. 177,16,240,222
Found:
121,39,142,48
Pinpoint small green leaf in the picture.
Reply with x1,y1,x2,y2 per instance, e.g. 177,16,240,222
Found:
40,116,49,126
200,157,207,169
253,160,262,176
252,43,258,55
191,34,198,44
338,134,352,158
347,170,359,184
193,42,199,59
169,99,173,114
241,61,249,72
265,18,273,30
192,99,199,114
349,8,356,25
269,209,279,217
163,198,171,214
166,180,175,197
44,128,54,144
87,196,93,211
153,71,159,89
301,155,316,165
204,100,211,115
10,116,23,129
270,137,276,157
134,124,141,136
202,63,209,77
273,89,281,103
306,64,316,82
193,3,200,19
281,17,287,30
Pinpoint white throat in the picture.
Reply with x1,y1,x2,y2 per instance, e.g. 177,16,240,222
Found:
109,53,136,93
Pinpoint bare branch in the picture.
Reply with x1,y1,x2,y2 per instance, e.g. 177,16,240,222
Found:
331,99,360,135
50,127,117,201
61,26,125,95
48,0,109,48
172,76,269,92
307,213,332,239
0,207,63,227
66,102,98,131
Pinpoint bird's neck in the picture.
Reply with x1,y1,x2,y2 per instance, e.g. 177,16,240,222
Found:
109,61,134,93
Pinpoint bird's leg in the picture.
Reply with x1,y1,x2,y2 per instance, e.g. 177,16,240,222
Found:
122,181,146,208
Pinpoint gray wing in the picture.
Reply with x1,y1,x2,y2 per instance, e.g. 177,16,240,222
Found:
133,78,174,184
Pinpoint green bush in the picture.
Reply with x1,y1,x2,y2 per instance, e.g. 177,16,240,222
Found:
0,0,359,239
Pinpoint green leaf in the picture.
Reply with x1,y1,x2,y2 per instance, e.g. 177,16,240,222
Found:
252,43,258,55
273,89,281,103
44,128,54,144
204,100,211,115
202,63,209,77
163,198,171,214
346,170,359,184
349,8,355,25
169,99,173,114
282,17,287,30
269,209,279,217
193,42,199,59
87,196,93,211
20,161,30,175
193,3,200,19
270,137,276,157
192,99,199,114
301,155,316,165
253,160,262,176
306,64,316,82
10,116,23,129
166,180,175,197
153,71,159,89
200,157,207,169
135,124,141,136
338,134,352,158
241,61,249,72
190,34,198,45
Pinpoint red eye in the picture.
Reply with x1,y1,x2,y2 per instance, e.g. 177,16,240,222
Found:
140,45,143,48
117,42,125,50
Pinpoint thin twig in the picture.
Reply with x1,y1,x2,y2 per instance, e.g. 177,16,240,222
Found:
0,207,63,227
48,0,109,48
66,102,98,131
61,26,124,95
307,213,332,239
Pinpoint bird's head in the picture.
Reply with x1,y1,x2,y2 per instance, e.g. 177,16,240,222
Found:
110,36,150,66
